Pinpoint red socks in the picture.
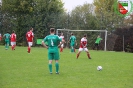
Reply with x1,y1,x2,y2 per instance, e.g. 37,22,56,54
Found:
28,47,31,53
60,48,63,52
77,53,80,59
87,53,91,59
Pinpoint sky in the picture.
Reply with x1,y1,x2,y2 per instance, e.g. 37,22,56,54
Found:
62,0,94,12
62,0,133,13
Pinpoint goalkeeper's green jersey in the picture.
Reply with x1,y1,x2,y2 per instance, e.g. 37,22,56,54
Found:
43,34,61,53
4,33,10,42
95,38,102,44
70,36,76,44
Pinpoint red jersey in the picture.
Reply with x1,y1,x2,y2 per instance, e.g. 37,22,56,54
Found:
59,35,65,41
26,31,34,42
79,37,87,48
10,33,16,42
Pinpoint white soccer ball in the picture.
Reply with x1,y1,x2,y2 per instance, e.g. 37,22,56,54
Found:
97,66,102,71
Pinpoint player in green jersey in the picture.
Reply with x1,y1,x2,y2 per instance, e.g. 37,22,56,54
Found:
93,35,102,50
69,33,77,52
3,31,10,50
42,28,64,74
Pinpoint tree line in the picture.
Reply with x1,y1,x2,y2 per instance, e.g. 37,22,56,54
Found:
0,0,133,52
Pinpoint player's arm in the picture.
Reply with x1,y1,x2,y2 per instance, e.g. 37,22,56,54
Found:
57,36,64,47
15,34,16,40
26,33,28,41
42,37,48,49
58,40,64,47
75,40,77,46
3,34,5,38
68,37,71,43
42,41,48,49
84,43,87,48
81,41,85,47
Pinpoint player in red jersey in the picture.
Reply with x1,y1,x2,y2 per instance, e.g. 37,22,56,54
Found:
10,30,16,50
0,33,2,41
26,27,34,53
59,33,65,52
76,34,91,59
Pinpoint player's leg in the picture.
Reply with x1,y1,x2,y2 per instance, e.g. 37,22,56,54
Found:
7,41,9,49
13,42,16,50
11,42,13,50
5,41,7,49
27,42,32,53
71,43,75,52
95,43,98,50
5,41,9,50
60,43,64,52
0,37,1,41
76,48,82,59
85,48,91,59
48,53,53,74
93,43,96,50
97,43,99,50
70,43,73,52
54,52,60,74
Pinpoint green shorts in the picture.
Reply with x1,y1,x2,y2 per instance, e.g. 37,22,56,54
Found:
70,43,75,47
5,41,10,45
48,52,60,60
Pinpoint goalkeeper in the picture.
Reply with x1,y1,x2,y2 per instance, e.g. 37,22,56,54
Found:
93,35,102,50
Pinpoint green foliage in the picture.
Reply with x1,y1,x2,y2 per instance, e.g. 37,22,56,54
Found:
0,0,64,45
93,0,124,31
0,46,133,88
69,3,99,30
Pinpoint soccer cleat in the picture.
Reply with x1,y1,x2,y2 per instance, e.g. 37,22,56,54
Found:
89,57,91,59
56,72,60,74
50,72,53,74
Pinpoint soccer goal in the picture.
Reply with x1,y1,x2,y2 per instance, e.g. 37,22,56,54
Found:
56,29,108,51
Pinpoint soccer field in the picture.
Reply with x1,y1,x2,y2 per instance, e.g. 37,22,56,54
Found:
0,46,133,88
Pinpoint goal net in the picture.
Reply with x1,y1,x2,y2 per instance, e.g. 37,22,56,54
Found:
56,29,107,51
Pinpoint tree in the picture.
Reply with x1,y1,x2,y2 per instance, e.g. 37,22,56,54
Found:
93,0,124,31
1,0,64,45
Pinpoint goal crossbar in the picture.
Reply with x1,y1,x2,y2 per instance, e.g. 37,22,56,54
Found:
56,29,108,51
56,29,106,32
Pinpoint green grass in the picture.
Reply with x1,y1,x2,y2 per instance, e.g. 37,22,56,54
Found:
0,46,133,88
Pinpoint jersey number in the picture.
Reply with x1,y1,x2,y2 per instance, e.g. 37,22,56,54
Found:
51,39,54,46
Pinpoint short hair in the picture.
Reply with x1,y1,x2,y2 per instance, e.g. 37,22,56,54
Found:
30,27,33,31
12,30,15,33
50,28,55,33
84,34,87,37
71,33,73,35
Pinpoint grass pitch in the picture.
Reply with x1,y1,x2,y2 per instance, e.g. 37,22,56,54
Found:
0,46,133,88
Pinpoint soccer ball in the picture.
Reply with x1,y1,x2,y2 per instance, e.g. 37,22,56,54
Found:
97,66,102,71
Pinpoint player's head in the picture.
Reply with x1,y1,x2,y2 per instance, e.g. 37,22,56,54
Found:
97,35,100,38
12,30,15,33
50,28,55,34
71,33,73,36
30,27,33,31
7,31,9,33
84,34,87,38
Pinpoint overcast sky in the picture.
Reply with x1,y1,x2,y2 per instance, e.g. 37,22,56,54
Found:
62,0,94,11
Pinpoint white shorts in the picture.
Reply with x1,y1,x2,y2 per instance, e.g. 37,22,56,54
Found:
28,42,33,47
11,42,16,46
60,42,64,48
78,48,88,52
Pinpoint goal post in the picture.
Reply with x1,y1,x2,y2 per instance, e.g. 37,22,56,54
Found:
56,29,108,51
